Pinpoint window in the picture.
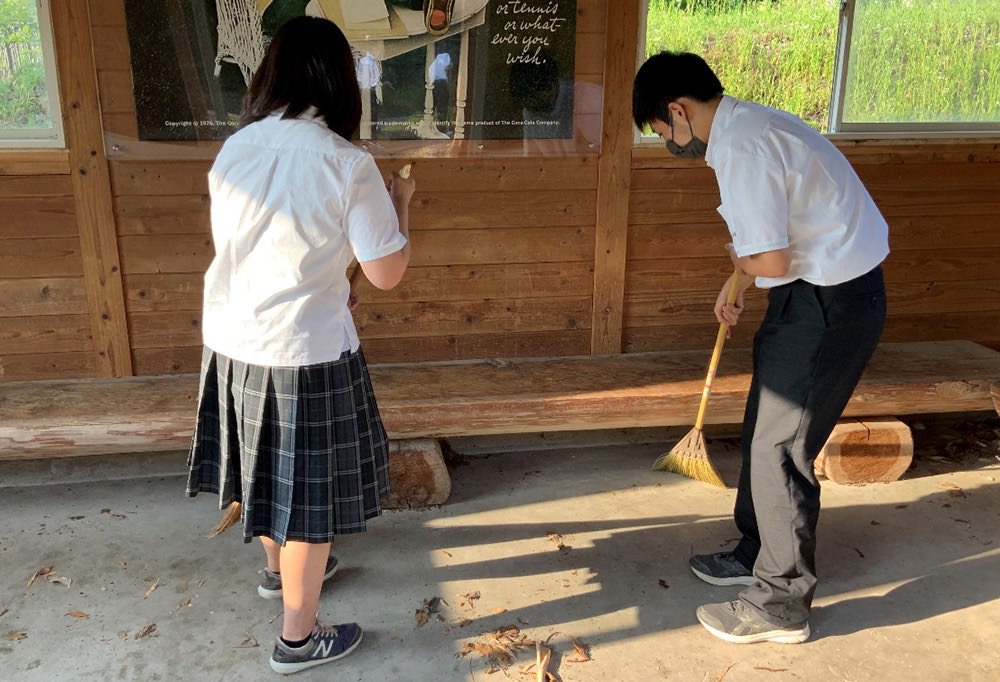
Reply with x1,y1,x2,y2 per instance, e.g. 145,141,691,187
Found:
0,0,63,147
642,0,1000,138
832,0,1000,133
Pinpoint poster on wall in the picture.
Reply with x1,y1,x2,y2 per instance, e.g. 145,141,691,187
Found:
123,0,577,141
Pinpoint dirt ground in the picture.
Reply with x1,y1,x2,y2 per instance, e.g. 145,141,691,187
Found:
1,414,998,681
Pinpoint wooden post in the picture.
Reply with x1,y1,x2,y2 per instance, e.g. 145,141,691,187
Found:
50,0,133,377
815,418,914,485
590,0,640,355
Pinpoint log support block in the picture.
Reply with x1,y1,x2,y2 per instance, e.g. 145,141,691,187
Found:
815,417,913,484
381,439,451,509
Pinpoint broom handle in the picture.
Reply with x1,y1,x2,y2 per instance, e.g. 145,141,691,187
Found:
693,270,743,430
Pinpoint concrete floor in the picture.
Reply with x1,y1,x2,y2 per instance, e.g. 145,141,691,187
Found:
1,430,999,682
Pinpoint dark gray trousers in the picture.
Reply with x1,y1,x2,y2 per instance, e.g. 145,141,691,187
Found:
731,266,886,626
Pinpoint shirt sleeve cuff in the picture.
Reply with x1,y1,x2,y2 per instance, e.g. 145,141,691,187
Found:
355,233,408,262
734,239,788,258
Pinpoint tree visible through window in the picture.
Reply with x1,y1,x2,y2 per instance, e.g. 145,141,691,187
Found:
1,0,61,145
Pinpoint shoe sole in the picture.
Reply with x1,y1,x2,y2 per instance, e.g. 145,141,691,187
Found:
698,614,810,644
258,564,339,600
269,628,364,674
689,565,756,587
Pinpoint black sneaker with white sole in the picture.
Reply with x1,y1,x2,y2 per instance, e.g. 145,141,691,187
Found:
696,600,810,644
269,620,363,674
258,554,339,600
688,551,756,586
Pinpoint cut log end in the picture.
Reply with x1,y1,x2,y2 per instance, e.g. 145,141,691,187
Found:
381,439,451,509
815,418,913,485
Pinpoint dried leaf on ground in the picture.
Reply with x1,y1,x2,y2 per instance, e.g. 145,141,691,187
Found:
457,625,534,669
119,561,127,569
415,596,446,626
66,611,89,620
5,630,28,641
535,641,552,682
45,574,72,588
236,632,259,648
755,666,789,672
144,579,160,599
460,591,481,608
658,579,670,589
490,608,507,615
134,624,157,639
0,608,8,619
26,566,53,588
566,637,591,663
715,663,736,681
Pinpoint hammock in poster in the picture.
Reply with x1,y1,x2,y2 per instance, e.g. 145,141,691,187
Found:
214,0,490,139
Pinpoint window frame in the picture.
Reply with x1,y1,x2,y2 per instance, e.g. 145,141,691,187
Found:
828,0,1000,138
0,0,65,149
637,0,1000,146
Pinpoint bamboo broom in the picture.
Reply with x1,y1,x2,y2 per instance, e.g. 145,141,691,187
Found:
651,269,743,486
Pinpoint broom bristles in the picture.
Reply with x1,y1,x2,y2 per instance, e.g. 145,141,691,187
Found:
208,501,242,538
652,428,726,488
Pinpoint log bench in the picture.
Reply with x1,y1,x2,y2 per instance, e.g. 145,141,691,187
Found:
1,341,999,500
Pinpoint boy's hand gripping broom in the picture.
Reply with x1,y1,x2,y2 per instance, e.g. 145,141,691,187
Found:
651,269,742,487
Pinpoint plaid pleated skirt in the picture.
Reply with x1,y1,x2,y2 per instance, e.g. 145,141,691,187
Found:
185,346,390,544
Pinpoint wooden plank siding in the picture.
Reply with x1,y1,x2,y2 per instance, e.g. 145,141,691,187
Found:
624,144,1000,353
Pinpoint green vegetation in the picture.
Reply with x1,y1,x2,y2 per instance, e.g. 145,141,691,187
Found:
646,0,1000,131
0,0,50,131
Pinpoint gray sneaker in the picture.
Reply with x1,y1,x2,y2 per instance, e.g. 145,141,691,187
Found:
269,620,363,674
258,554,339,600
697,600,810,644
689,551,755,586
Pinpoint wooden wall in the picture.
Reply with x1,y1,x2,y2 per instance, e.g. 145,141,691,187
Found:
625,145,1000,353
0,0,998,384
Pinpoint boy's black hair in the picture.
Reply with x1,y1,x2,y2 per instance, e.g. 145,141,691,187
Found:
632,51,724,130
241,16,361,140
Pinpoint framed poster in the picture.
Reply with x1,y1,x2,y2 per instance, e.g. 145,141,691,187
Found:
122,1,577,141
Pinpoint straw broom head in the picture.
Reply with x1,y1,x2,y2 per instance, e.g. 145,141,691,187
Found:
652,428,726,487
208,501,242,538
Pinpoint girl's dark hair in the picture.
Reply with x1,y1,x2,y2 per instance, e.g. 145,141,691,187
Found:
632,51,724,130
241,16,361,140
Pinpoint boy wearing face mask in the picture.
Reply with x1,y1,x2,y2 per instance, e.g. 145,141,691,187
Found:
632,51,889,644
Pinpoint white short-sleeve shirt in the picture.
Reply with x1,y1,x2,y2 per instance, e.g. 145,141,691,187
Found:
202,112,407,366
705,96,889,288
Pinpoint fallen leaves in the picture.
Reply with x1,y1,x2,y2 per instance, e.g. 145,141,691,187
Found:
457,625,534,669
415,596,445,627
459,626,591,679
458,591,481,609
0,608,8,619
66,611,90,620
4,630,27,641
134,624,157,639
236,632,259,648
658,579,670,589
715,662,736,681
567,637,591,663
26,566,72,589
545,531,572,554
144,579,161,599
26,566,53,588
